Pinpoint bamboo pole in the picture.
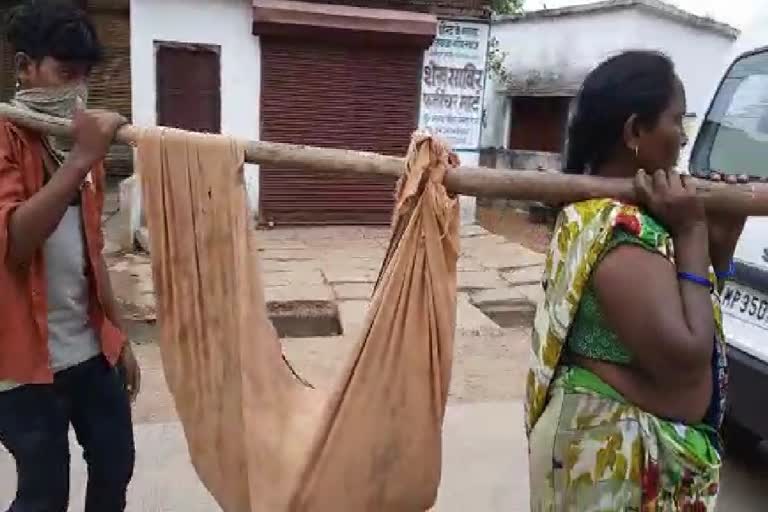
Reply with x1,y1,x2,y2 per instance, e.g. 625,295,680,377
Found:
1,103,767,216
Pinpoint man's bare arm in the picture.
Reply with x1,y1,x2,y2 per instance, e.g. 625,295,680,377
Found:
7,155,92,268
5,109,126,269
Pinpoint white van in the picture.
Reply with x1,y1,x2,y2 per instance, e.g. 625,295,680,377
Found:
685,9,768,446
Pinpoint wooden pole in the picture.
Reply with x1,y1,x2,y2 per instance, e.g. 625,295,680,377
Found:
1,103,767,216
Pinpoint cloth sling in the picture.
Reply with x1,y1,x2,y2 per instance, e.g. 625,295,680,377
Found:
136,129,459,511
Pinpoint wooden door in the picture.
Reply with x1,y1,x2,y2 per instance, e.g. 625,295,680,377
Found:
508,96,571,153
156,44,221,133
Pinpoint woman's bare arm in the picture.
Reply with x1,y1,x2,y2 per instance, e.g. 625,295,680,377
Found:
593,223,714,387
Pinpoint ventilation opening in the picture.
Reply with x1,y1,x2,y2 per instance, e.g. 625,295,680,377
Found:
268,300,343,338
474,301,535,329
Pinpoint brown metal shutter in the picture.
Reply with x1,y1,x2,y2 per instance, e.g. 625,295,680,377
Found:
0,1,22,102
260,38,422,225
88,7,132,177
0,31,15,102
88,9,131,119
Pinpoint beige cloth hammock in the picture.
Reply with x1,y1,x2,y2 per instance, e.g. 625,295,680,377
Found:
136,128,460,511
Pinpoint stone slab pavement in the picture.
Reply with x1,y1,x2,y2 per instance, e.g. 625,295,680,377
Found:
108,225,547,338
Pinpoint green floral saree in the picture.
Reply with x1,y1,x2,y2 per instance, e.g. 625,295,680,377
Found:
526,199,728,511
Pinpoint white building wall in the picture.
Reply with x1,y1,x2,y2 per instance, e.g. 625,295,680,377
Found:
630,10,735,118
129,0,491,224
483,9,735,150
130,0,261,209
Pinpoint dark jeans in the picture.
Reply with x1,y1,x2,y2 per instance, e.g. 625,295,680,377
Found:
0,356,135,512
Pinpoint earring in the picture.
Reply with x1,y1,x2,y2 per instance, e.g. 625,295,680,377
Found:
633,146,639,159
14,79,20,91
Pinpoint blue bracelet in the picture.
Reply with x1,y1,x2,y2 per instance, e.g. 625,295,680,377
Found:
715,261,736,280
678,272,714,290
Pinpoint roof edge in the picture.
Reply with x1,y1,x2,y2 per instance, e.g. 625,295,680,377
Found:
493,0,739,40
252,0,438,49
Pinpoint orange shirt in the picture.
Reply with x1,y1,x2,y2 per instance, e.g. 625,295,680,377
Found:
0,119,125,383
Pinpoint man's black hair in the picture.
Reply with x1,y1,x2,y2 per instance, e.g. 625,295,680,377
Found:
5,0,102,65
563,50,677,174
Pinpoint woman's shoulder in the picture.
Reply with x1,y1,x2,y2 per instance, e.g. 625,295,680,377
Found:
559,198,671,252
561,198,619,219
562,199,665,230
559,198,633,228
614,205,668,241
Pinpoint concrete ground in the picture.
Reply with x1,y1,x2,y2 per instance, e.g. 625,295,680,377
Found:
106,223,545,423
108,224,548,331
1,394,765,511
0,400,530,512
2,218,767,510
2,221,544,510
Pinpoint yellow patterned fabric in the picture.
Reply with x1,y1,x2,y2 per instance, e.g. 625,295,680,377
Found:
529,367,722,511
526,198,728,511
525,198,727,435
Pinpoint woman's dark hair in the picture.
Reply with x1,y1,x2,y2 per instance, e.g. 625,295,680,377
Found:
564,50,677,174
5,0,102,65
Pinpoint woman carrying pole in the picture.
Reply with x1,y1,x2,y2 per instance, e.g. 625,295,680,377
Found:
527,50,749,510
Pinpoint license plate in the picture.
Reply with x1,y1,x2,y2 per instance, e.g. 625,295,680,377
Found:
720,282,768,330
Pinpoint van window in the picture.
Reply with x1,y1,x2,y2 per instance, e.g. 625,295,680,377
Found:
691,50,768,178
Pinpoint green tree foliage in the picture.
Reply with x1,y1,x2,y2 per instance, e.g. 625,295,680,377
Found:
491,0,524,15
487,1,524,83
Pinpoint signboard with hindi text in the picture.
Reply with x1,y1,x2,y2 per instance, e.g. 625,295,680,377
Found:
419,20,490,150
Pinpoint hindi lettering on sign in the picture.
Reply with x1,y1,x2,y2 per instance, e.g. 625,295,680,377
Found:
461,26,480,38
440,23,461,36
455,39,479,50
419,20,489,149
423,62,484,91
459,95,481,113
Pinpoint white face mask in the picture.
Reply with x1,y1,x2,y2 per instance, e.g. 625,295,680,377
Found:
12,82,89,119
11,83,91,167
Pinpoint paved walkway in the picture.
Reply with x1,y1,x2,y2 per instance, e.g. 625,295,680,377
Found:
103,225,547,424
0,402,530,512
58,223,537,510
2,400,765,511
108,224,546,334
102,224,547,424
2,221,768,509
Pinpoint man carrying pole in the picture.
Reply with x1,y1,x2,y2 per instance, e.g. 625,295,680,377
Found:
0,1,139,510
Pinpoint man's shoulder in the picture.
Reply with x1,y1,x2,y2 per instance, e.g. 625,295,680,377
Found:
0,118,34,149
0,118,21,135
